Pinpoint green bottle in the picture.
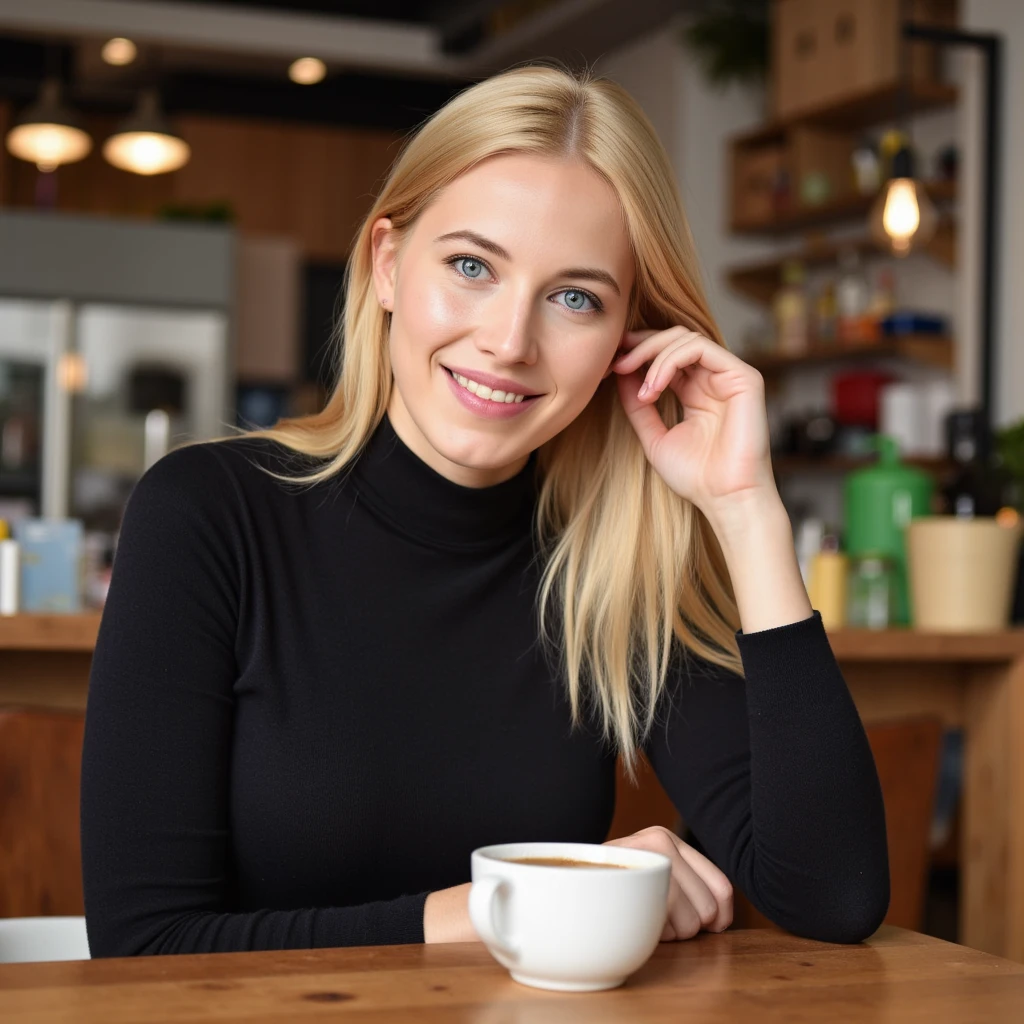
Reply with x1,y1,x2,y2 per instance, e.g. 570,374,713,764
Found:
843,435,934,626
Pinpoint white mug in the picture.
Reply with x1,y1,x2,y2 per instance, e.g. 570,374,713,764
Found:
469,841,671,992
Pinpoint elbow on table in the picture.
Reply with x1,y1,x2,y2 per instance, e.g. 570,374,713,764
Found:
794,873,891,945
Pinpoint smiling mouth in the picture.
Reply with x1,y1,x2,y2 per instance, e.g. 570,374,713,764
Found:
446,366,548,401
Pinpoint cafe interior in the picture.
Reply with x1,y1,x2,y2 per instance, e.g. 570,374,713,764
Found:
1,0,1024,1017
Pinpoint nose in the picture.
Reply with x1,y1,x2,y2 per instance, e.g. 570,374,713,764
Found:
474,284,539,366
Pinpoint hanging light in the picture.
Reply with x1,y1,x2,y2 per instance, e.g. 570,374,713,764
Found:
869,144,938,257
102,37,138,67
103,90,190,175
289,57,326,85
5,79,93,172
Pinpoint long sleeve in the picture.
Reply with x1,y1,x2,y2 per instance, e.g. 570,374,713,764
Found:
80,446,429,956
643,612,890,944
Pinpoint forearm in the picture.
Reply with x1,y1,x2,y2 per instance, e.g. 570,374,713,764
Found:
423,883,476,943
704,491,812,635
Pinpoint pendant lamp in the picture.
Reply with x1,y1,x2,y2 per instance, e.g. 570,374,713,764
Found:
103,89,190,175
869,144,938,257
5,79,93,172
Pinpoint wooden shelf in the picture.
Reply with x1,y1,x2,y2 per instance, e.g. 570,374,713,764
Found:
731,179,957,237
731,81,959,149
747,334,955,375
0,613,102,651
727,223,957,305
826,627,1024,662
773,454,952,477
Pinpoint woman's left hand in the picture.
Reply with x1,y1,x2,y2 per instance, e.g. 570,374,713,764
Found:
611,328,776,519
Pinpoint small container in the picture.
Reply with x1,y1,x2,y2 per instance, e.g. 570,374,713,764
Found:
847,554,897,630
808,548,848,630
0,519,20,616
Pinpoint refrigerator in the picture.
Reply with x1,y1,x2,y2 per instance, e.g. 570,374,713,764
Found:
0,210,235,531
0,299,229,527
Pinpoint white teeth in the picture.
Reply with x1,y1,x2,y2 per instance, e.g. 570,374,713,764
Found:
452,370,529,404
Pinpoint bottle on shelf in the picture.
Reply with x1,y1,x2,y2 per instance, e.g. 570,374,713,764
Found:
835,247,873,346
941,409,1013,518
814,280,838,346
0,519,20,616
869,268,896,322
774,258,809,355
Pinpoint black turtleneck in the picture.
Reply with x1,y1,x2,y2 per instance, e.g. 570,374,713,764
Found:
80,414,889,957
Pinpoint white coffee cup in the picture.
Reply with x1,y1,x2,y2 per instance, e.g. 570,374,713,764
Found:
469,841,671,992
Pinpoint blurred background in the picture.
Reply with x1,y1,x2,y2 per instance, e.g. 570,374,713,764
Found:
1,0,1024,965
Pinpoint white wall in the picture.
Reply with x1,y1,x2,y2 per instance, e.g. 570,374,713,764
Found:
961,0,1024,427
599,21,777,355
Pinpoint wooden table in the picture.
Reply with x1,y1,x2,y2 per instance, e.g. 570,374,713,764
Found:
3,615,1024,962
2,928,1023,1022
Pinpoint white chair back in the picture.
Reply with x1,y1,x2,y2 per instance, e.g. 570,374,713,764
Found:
0,916,91,963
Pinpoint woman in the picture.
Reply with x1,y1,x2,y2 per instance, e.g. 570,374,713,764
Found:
80,64,889,957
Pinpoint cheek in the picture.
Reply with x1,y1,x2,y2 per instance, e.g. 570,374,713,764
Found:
401,271,474,341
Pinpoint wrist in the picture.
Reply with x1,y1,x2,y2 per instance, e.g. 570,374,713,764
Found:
424,883,476,943
703,487,789,548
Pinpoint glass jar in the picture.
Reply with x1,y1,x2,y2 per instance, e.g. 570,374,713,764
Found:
847,554,897,630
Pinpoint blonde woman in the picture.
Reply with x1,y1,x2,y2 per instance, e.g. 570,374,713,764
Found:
81,64,888,956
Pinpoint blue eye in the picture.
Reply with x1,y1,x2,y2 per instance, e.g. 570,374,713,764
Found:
554,289,601,314
452,256,486,279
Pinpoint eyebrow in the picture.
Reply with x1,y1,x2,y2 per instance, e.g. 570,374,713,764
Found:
433,229,621,297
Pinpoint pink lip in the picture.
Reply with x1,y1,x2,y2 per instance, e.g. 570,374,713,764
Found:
442,366,540,419
442,364,542,397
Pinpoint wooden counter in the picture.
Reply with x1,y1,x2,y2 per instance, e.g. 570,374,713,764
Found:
3,928,1024,1023
3,616,1024,962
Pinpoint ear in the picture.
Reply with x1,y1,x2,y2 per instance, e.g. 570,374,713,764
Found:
601,334,630,379
370,217,399,307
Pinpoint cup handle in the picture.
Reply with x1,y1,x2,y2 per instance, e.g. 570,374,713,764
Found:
468,875,519,961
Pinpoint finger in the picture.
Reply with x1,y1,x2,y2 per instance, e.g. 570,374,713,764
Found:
615,370,670,459
671,840,734,933
664,883,702,941
612,327,702,373
616,328,661,354
667,854,720,932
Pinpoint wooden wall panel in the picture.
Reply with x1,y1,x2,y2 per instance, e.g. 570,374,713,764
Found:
1,110,398,261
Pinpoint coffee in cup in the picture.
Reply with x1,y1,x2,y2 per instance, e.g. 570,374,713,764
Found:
469,841,671,992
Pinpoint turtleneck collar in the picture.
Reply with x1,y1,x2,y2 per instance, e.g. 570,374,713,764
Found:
350,412,540,551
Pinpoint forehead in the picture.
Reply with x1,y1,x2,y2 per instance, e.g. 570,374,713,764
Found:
416,153,633,274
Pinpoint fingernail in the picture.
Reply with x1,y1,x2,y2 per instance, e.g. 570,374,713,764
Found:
638,382,650,398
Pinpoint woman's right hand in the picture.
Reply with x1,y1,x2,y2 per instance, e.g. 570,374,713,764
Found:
604,826,734,940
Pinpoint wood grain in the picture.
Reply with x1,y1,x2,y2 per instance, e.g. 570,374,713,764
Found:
0,710,85,917
1,928,1022,1022
0,615,102,652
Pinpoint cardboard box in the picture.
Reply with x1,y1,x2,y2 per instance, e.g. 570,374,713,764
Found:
731,142,788,227
772,0,957,122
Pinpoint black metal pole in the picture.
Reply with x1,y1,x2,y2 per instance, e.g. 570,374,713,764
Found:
903,24,1003,449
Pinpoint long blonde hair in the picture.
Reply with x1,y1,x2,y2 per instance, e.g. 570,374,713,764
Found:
235,63,742,773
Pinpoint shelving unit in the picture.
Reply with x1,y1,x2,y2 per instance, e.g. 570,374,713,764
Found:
731,81,959,148
773,454,952,477
727,223,957,306
732,179,957,237
746,335,955,376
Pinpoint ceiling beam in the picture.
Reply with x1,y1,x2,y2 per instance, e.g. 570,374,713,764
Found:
0,0,463,78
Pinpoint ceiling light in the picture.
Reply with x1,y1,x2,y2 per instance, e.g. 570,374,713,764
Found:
289,57,326,85
869,145,938,257
103,90,190,175
102,37,137,66
5,79,93,172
